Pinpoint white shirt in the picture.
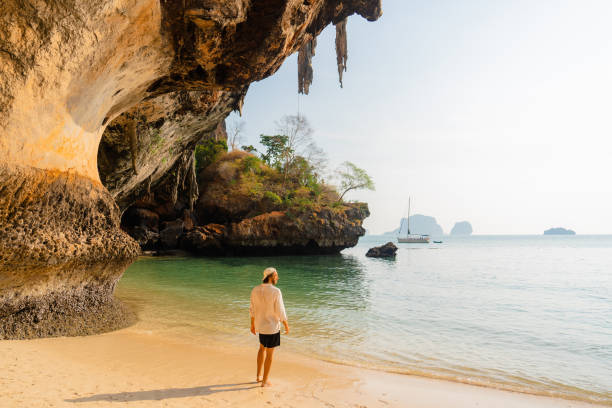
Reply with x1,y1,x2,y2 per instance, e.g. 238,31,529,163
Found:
249,283,288,335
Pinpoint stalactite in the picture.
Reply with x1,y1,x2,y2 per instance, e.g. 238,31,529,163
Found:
171,161,181,206
297,37,316,95
180,153,189,190
335,18,348,88
188,152,199,211
171,152,198,209
127,117,138,174
236,93,245,116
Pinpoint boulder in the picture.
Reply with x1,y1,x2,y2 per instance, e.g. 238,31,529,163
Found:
128,226,160,251
159,220,185,249
180,224,226,253
366,242,398,258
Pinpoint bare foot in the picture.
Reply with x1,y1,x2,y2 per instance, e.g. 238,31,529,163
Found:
256,377,263,382
261,380,272,387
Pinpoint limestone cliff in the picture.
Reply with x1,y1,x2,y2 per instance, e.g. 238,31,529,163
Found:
0,0,381,339
450,221,473,236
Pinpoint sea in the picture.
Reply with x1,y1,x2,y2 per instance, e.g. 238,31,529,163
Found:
116,235,612,405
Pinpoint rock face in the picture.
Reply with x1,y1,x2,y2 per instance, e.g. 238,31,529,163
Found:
183,206,368,255
0,165,139,339
0,0,382,338
450,221,473,236
98,91,235,211
544,227,576,235
366,242,397,258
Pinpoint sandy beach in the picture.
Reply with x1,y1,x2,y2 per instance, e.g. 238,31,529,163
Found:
0,321,606,408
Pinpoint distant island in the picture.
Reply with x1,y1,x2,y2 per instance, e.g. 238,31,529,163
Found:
450,221,473,236
544,227,576,235
384,214,444,236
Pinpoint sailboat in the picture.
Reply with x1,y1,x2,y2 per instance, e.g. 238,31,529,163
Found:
397,198,430,244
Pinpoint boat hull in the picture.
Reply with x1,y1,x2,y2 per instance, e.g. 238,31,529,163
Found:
398,236,430,244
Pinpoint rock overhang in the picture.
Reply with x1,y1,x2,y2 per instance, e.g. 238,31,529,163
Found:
0,0,382,338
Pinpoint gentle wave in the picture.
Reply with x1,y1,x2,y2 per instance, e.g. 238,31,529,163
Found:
310,354,612,406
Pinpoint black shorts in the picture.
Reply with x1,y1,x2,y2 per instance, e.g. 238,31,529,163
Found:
259,332,280,348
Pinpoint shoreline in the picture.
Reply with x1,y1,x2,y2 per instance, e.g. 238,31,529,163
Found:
309,354,612,406
0,321,607,408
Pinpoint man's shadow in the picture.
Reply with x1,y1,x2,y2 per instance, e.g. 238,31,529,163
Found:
65,382,259,403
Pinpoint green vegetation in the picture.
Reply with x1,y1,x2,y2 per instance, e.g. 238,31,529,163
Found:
241,145,257,153
207,150,335,215
336,161,375,201
263,191,283,205
149,128,163,154
259,135,288,168
196,115,374,215
195,138,228,174
242,155,261,173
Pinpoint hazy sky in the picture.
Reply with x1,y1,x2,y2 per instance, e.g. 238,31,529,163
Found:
228,0,612,234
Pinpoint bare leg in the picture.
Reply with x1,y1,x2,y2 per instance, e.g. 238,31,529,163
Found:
262,347,275,387
256,344,264,382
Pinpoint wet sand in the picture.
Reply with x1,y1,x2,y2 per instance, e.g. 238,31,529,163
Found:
0,323,607,408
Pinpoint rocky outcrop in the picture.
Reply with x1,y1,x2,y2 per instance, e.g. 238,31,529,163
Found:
125,151,369,255
0,0,381,338
183,205,369,255
450,221,473,236
366,242,397,258
544,227,576,235
191,152,369,254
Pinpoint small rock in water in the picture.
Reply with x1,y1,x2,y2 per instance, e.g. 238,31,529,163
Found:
366,242,398,258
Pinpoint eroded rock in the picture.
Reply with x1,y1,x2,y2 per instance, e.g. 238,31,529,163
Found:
0,165,139,338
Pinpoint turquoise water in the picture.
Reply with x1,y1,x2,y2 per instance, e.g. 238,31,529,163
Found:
116,235,612,404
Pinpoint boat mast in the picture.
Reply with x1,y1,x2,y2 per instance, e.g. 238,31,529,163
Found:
407,197,411,235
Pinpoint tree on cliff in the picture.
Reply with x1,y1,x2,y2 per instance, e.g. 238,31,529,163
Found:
260,134,289,168
336,161,375,201
259,115,327,189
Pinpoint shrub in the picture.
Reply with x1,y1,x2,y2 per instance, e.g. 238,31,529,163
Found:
195,138,228,173
263,191,282,206
248,181,264,199
242,155,261,174
294,186,312,200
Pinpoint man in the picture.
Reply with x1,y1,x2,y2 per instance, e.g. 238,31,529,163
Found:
249,267,290,387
